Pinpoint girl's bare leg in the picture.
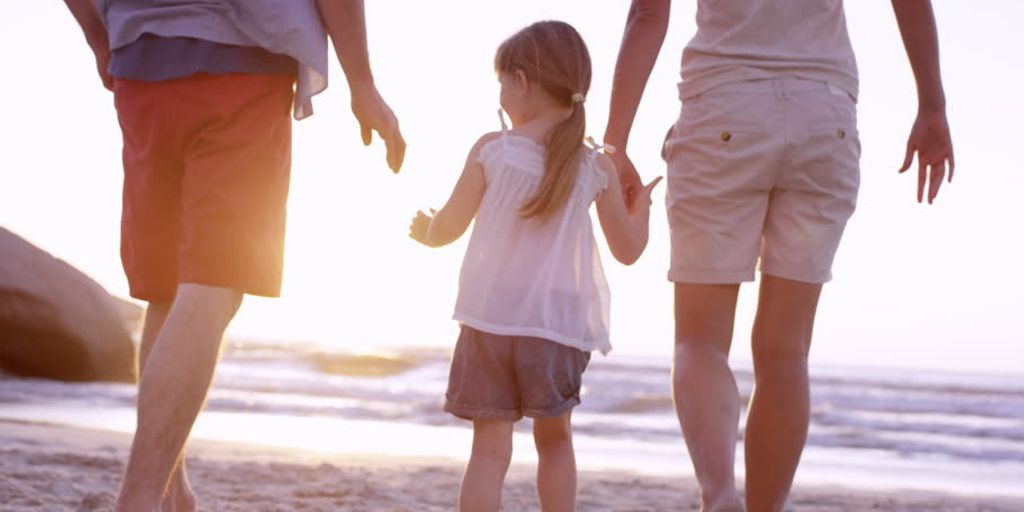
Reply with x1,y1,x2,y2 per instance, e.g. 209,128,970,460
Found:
459,419,514,512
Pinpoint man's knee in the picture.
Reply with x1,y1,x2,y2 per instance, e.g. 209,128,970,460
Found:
175,283,244,320
146,302,173,316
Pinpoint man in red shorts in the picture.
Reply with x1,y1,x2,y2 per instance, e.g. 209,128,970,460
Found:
63,1,405,510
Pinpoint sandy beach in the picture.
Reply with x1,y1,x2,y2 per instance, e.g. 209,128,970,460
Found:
1,418,1019,512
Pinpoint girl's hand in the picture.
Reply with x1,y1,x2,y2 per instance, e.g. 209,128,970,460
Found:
631,176,664,215
409,208,435,245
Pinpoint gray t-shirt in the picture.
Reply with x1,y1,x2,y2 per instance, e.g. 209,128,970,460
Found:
679,0,859,101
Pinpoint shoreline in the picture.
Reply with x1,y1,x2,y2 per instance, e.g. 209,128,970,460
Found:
2,418,1021,511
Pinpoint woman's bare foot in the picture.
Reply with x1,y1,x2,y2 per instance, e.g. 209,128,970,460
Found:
704,495,746,512
160,472,197,512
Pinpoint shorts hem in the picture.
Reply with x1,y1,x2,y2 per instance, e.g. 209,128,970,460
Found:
443,399,522,422
177,275,281,298
668,268,755,284
127,287,175,304
759,266,832,285
523,396,581,419
126,279,279,303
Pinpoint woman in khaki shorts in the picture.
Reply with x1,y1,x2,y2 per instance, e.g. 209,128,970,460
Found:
603,1,955,511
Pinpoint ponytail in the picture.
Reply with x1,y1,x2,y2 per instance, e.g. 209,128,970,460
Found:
520,103,586,218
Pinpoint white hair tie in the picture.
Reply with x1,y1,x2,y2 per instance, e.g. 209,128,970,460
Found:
585,136,616,154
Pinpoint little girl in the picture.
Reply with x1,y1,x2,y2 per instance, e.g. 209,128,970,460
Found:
410,20,660,512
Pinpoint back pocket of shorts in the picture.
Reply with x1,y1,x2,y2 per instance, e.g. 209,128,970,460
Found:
808,120,858,141
662,120,765,166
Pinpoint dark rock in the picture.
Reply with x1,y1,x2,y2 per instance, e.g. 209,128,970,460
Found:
0,227,137,382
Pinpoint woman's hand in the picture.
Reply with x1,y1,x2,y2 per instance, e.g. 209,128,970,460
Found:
898,109,954,204
608,150,644,212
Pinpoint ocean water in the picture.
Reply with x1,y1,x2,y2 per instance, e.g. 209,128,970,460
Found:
1,340,1022,499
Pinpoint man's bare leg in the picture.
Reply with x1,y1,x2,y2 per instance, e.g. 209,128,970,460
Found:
137,302,196,512
673,283,746,512
115,284,242,512
744,274,821,512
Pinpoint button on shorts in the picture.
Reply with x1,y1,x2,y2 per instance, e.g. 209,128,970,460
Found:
662,78,860,284
444,325,591,421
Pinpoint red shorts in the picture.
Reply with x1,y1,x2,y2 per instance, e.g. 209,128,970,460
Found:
113,73,294,302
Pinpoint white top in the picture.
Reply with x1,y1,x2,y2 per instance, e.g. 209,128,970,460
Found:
680,0,859,101
453,132,613,354
100,0,328,120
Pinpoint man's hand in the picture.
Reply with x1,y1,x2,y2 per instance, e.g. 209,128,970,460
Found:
408,208,435,245
64,0,112,91
93,45,113,91
898,109,954,204
351,86,405,173
608,150,644,212
315,0,406,173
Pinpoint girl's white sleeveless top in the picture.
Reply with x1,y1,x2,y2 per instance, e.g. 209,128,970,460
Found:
453,133,612,354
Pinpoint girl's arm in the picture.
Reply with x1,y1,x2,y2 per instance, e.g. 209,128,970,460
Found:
594,153,662,265
409,133,498,247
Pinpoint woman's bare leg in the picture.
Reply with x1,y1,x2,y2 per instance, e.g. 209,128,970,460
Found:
744,274,821,512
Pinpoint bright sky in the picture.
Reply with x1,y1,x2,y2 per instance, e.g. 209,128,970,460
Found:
1,1,1021,375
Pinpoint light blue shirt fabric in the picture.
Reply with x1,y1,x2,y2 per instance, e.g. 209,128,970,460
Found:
98,0,328,120
109,35,298,82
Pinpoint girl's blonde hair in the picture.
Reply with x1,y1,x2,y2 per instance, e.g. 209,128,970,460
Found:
495,20,592,219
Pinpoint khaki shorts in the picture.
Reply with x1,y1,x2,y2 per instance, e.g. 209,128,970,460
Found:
663,77,860,284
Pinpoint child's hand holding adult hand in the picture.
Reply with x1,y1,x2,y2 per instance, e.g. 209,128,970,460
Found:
630,176,663,216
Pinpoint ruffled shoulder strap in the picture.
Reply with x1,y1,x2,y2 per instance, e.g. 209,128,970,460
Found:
478,109,513,170
582,137,614,194
498,109,510,132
